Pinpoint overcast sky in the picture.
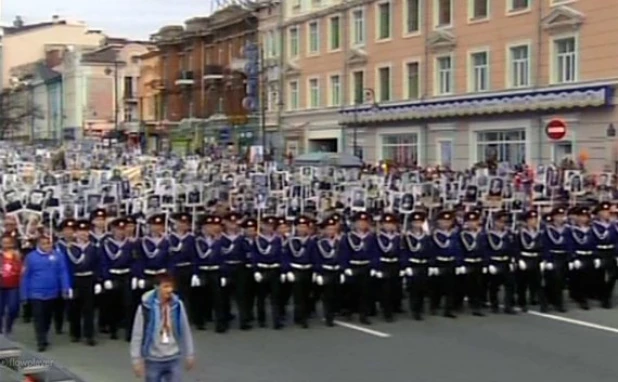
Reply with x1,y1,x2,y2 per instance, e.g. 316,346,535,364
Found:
3,0,216,39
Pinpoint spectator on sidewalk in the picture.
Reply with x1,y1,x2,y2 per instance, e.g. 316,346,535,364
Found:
0,234,23,335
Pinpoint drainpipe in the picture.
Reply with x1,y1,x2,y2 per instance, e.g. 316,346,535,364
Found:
340,2,350,155
535,0,544,165
421,0,430,167
275,2,285,160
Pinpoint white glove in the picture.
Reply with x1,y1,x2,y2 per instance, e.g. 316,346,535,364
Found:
312,273,317,283
518,259,527,271
509,263,516,272
340,274,346,284
375,271,383,279
405,267,413,277
545,262,554,271
287,272,295,283
138,279,146,289
131,277,138,290
568,262,574,271
344,269,353,277
488,265,498,275
428,267,439,276
574,259,582,270
94,284,102,295
103,280,113,290
456,266,466,275
66,288,74,299
399,270,405,277
540,261,546,272
594,258,602,269
482,267,488,274
191,275,200,287
220,277,227,287
280,274,287,283
316,275,324,286
254,272,263,283
370,269,377,277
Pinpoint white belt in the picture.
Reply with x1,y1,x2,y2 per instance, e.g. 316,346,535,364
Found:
598,245,614,250
409,258,427,264
258,263,280,269
175,262,191,267
291,263,311,270
520,251,539,258
380,257,398,263
436,256,454,262
549,250,566,254
491,256,509,261
322,264,339,270
575,251,593,256
144,269,166,275
198,265,219,271
74,271,93,277
464,258,483,263
226,260,241,265
109,268,130,275
350,260,369,265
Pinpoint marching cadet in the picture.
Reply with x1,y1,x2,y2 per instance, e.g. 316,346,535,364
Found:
137,214,170,291
242,217,258,324
458,211,486,316
277,217,292,322
591,202,616,308
516,210,544,312
401,211,431,321
89,208,109,334
252,216,284,330
542,206,571,313
221,212,251,330
485,211,516,314
314,217,344,327
66,220,101,346
429,211,459,318
54,218,76,334
283,215,315,329
570,206,595,310
374,213,401,322
192,215,227,332
168,212,195,306
101,218,134,341
340,212,376,325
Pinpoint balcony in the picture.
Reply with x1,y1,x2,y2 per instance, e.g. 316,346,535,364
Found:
203,65,224,80
124,91,138,103
175,71,194,86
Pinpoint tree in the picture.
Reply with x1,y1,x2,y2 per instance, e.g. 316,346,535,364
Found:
0,87,43,140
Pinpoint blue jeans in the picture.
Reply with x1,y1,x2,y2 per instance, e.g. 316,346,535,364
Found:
145,358,183,382
0,288,19,333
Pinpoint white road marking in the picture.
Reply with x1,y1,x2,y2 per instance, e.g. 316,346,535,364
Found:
333,320,392,338
527,310,618,335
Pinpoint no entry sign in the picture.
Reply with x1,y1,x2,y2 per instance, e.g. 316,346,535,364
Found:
546,118,567,140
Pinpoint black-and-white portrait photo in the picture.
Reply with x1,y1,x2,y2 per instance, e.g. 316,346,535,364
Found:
400,193,414,213
87,194,101,212
187,185,202,204
147,195,161,210
352,189,366,209
464,185,478,203
488,178,504,197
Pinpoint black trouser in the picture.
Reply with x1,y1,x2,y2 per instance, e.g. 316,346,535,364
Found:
545,256,568,310
223,264,250,328
488,264,515,311
22,301,32,322
290,269,312,326
31,299,54,347
379,263,400,320
173,265,192,319
345,264,371,320
321,270,339,325
598,251,617,306
430,263,455,314
105,274,132,339
256,268,282,327
517,257,542,309
53,297,65,333
246,267,257,322
464,264,485,312
279,279,292,319
193,270,225,330
68,275,95,340
407,266,428,317
571,257,595,306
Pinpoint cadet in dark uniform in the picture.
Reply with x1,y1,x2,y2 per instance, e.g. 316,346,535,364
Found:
591,202,617,308
401,211,431,320
283,216,315,328
570,206,595,310
516,210,544,312
277,217,293,320
374,213,401,322
89,209,108,334
169,212,195,307
54,218,76,334
458,211,486,316
314,217,344,327
138,214,170,290
65,220,100,346
430,211,458,318
542,206,571,312
485,211,516,314
242,217,258,323
101,218,134,341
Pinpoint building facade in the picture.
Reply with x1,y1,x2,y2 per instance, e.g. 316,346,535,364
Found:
280,0,618,170
138,50,166,151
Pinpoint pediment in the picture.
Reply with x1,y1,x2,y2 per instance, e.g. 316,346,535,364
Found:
284,61,300,77
347,49,367,66
427,30,456,51
542,6,584,32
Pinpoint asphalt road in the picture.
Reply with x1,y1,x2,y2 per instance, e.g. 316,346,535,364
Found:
9,303,618,382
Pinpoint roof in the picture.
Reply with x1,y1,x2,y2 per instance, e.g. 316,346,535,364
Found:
81,46,120,64
36,62,61,82
4,20,67,36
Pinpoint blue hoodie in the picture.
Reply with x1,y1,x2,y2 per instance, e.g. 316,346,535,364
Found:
21,248,70,301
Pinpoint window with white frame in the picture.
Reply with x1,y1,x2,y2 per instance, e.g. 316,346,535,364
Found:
509,44,530,88
269,31,278,57
308,78,320,108
435,55,453,95
267,84,278,111
289,27,299,57
470,51,489,92
405,0,420,34
554,36,577,84
471,0,488,19
436,0,452,27
508,0,529,12
352,70,365,104
405,61,420,99
288,81,299,110
352,9,366,46
476,129,526,164
329,16,341,50
308,21,320,54
377,2,392,40
329,75,341,106
378,66,391,102
264,33,273,58
381,133,419,165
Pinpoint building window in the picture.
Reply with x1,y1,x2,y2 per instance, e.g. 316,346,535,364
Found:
267,85,278,111
381,133,419,165
436,0,452,27
470,51,489,92
377,2,391,40
471,0,488,19
377,67,391,102
352,70,365,104
289,27,299,57
329,16,341,50
329,75,341,106
288,81,299,110
553,36,577,84
435,55,453,95
308,21,320,54
508,0,529,12
352,8,366,46
405,0,420,34
308,78,320,108
405,61,420,99
124,76,134,98
268,31,278,57
476,129,526,164
509,44,530,88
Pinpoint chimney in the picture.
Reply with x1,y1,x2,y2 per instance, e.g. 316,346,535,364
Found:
52,15,60,23
13,16,24,28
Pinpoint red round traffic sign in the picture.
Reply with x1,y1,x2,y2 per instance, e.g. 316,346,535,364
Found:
546,118,567,140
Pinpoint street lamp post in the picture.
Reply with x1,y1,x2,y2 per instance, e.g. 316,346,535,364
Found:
353,87,378,160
